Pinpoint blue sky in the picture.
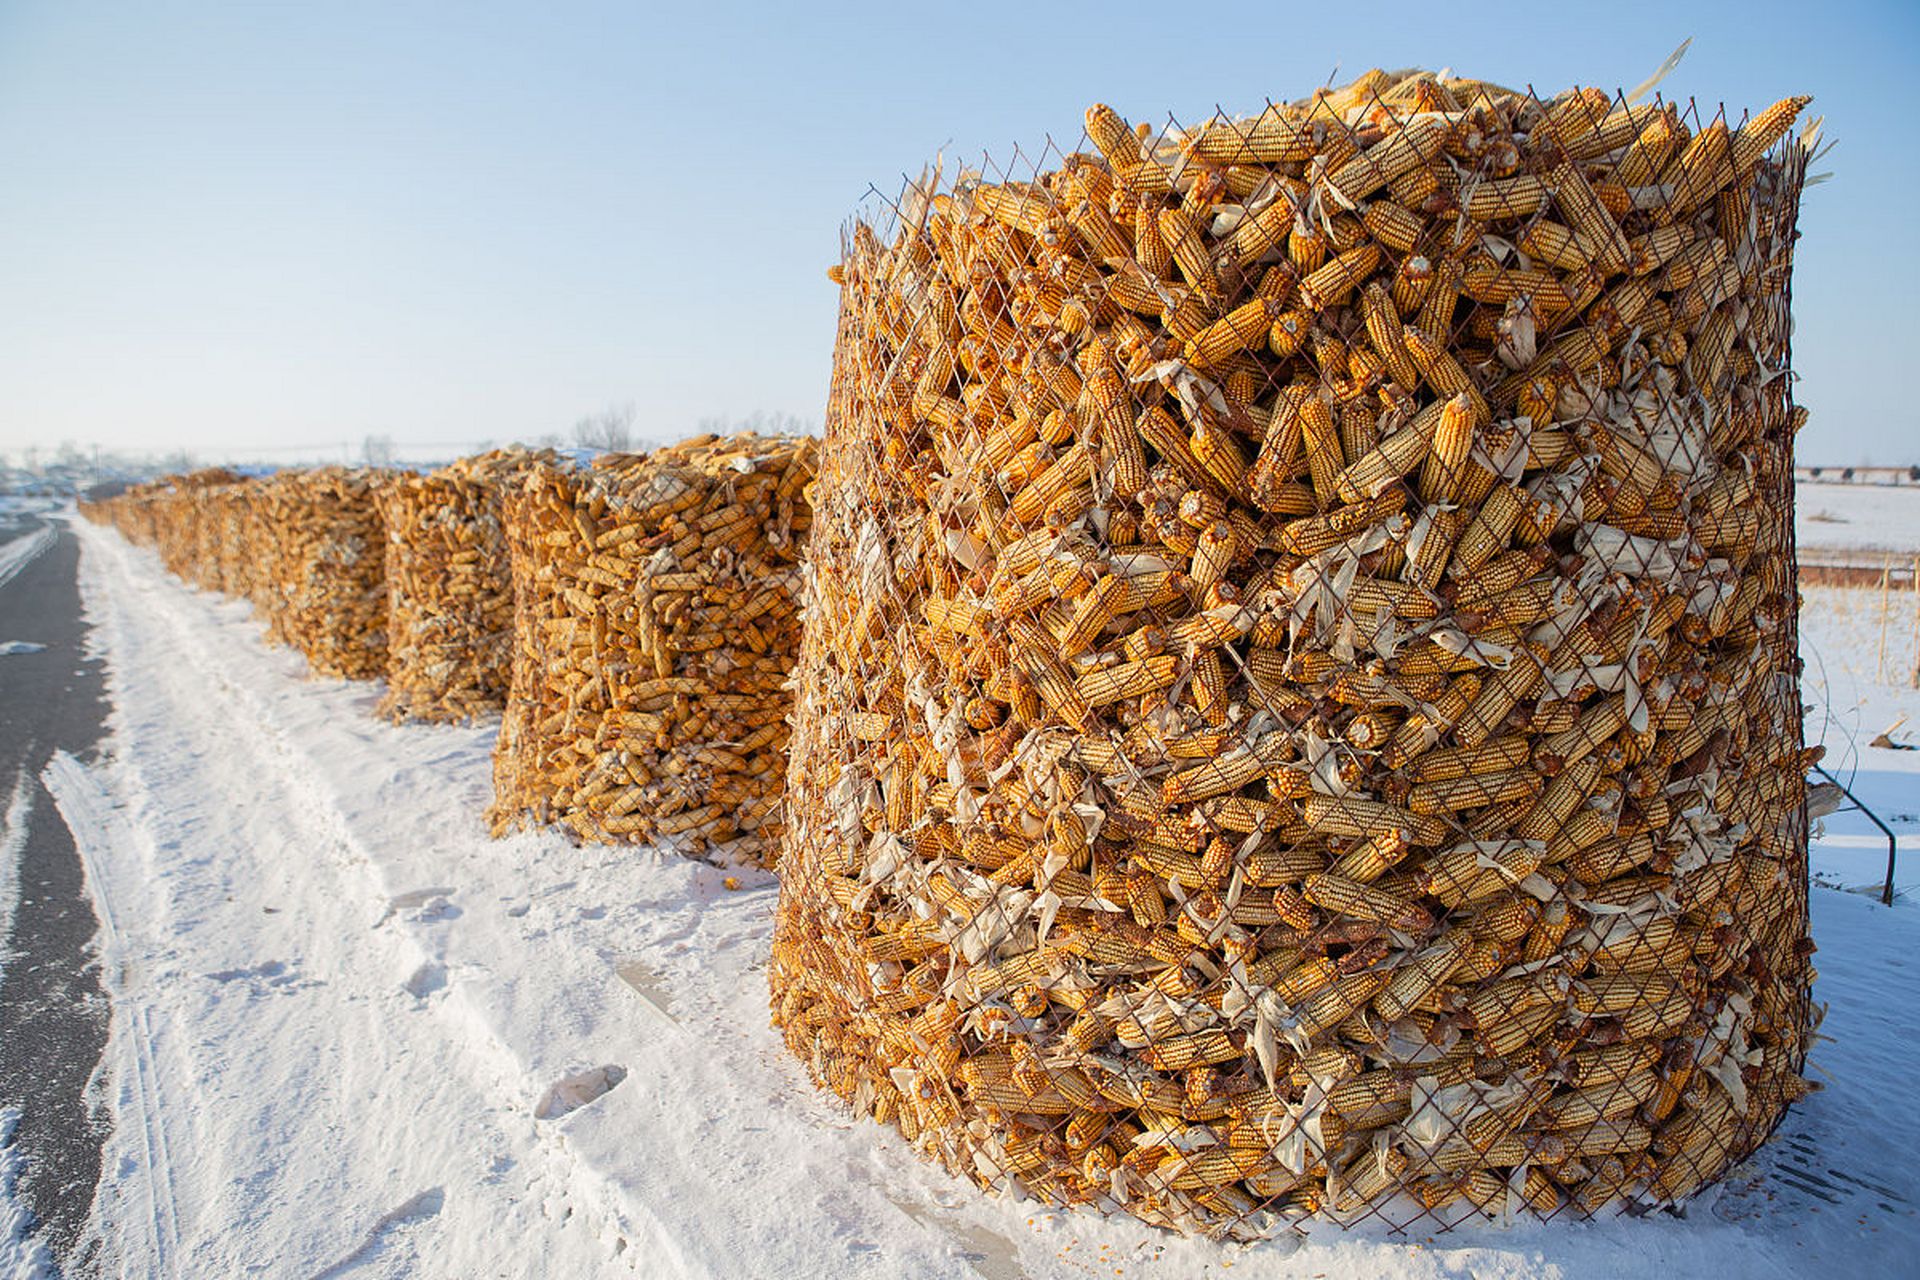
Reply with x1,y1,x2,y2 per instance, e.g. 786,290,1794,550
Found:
0,0,1914,464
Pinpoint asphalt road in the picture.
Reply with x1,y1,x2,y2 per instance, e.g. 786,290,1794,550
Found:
0,510,111,1274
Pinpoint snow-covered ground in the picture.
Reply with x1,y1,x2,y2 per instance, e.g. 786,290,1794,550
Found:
4,515,1914,1278
1797,482,1920,558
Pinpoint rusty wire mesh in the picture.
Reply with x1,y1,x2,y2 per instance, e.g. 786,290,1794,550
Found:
487,433,816,866
375,447,559,723
769,68,1818,1237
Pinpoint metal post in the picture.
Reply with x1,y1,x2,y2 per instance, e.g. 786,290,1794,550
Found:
1812,763,1898,906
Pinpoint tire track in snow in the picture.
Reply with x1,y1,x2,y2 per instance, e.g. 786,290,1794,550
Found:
74,521,645,1274
0,769,32,974
42,752,183,1277
0,523,56,593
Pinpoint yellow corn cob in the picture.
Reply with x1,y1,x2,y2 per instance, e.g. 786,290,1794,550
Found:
1534,1070,1661,1130
1360,282,1422,391
1361,201,1425,254
1465,174,1549,221
1619,987,1697,1041
1560,102,1663,161
1450,639,1547,746
1418,840,1544,907
1400,505,1462,591
1549,161,1631,274
1417,393,1477,504
1514,220,1598,273
1086,104,1142,173
1186,106,1318,165
1407,768,1542,816
1611,109,1685,188
1533,694,1629,775
1323,831,1407,883
1475,998,1562,1058
1326,118,1447,205
1298,395,1345,500
1295,970,1392,1044
1333,1145,1411,1212
1228,195,1296,264
1299,243,1382,312
1515,758,1603,842
1443,483,1520,579
1077,655,1180,707
1467,891,1541,945
1657,119,1735,223
1333,407,1439,501
1183,296,1278,370
1375,933,1474,1021
1158,205,1220,296
1729,95,1812,173
1390,253,1434,315
1304,872,1433,930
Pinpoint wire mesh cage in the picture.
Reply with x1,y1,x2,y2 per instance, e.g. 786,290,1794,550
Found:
121,468,246,590
769,68,1819,1237
376,447,559,724
250,467,391,681
487,433,816,866
84,466,390,680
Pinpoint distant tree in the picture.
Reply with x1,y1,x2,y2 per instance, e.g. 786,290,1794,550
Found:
696,410,816,436
572,402,636,453
362,435,397,466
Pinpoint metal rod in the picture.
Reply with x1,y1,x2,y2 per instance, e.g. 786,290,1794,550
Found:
1813,763,1898,906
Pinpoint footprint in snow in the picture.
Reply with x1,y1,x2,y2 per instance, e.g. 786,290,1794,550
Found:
403,962,447,998
205,960,314,994
534,1065,628,1120
377,887,460,926
308,1187,446,1280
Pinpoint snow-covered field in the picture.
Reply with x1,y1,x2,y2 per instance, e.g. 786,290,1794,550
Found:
1,515,1915,1278
1797,482,1920,558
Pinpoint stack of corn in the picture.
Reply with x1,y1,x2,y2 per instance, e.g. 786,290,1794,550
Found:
771,68,1816,1236
146,469,247,591
255,467,390,680
208,482,268,608
90,477,168,547
488,433,816,866
377,447,558,723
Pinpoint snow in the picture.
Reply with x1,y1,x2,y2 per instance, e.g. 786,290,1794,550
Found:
0,734,50,1280
0,740,49,1280
0,1109,54,1280
0,527,54,593
0,646,45,658
20,515,1918,1277
1797,482,1920,558
1798,583,1920,902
